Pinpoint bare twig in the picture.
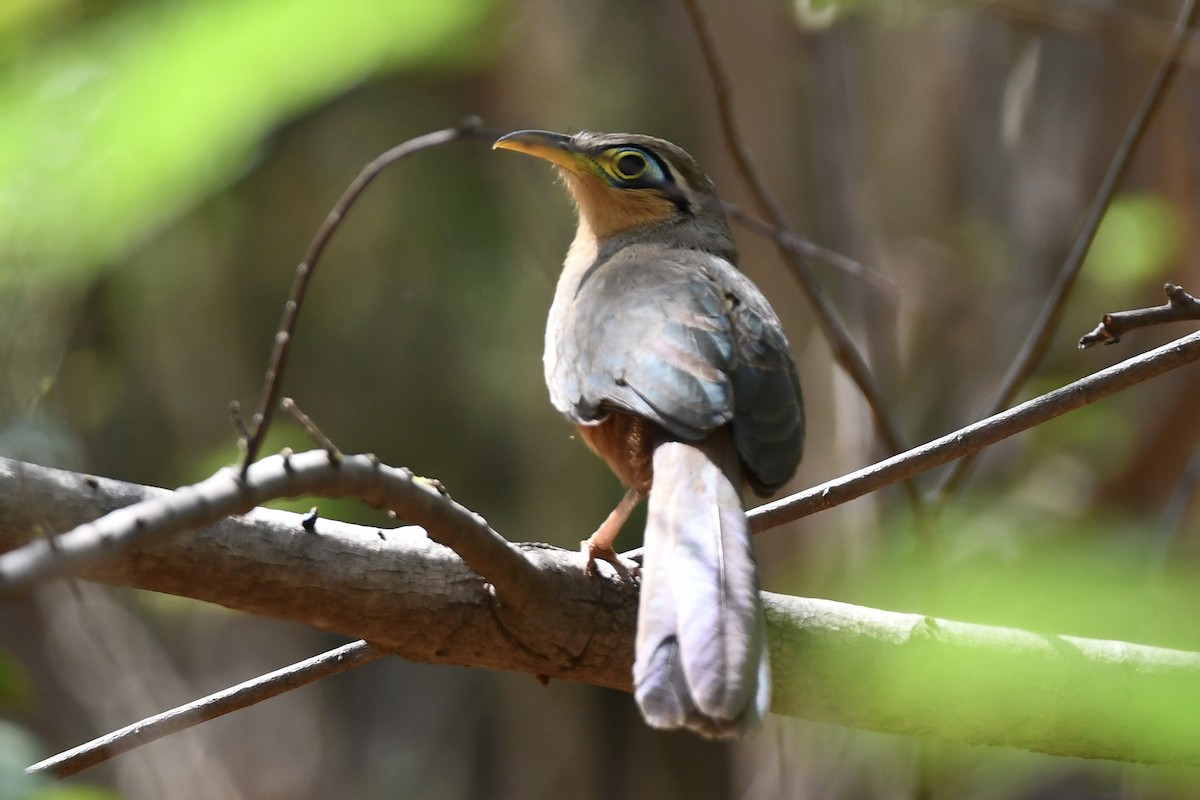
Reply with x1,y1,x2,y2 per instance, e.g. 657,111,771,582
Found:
281,397,342,458
678,0,925,516
238,118,502,477
751,328,1200,530
937,0,1199,500
228,401,251,442
1078,283,1200,347
1149,442,1200,575
719,200,896,297
0,450,545,608
27,640,382,779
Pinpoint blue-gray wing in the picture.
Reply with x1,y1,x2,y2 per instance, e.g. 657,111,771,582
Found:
546,244,804,493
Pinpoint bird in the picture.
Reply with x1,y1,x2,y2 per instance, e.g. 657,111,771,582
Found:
494,129,804,738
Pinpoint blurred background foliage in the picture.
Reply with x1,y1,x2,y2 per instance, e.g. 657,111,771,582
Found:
1,0,1199,797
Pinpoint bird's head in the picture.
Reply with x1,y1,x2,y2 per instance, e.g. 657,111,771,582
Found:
495,130,731,248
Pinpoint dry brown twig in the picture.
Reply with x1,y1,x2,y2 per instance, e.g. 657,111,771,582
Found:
1078,283,1200,348
0,449,547,606
27,640,383,779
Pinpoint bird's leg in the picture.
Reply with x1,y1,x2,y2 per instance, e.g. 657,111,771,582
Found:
582,487,644,579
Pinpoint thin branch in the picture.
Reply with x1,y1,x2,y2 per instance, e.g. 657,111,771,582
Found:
1148,442,1200,580
678,0,925,517
1078,283,1200,348
0,450,546,609
4,462,1200,767
751,328,1200,531
27,640,383,779
281,397,341,458
238,118,502,476
937,0,1199,500
719,199,897,297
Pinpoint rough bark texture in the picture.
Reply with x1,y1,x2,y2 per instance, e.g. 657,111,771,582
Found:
3,456,1200,766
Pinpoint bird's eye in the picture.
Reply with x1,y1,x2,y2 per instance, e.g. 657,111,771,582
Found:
611,149,649,180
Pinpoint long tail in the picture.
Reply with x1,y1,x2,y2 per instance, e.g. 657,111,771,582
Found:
632,432,770,738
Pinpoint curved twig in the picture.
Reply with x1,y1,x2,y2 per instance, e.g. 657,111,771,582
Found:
238,118,502,476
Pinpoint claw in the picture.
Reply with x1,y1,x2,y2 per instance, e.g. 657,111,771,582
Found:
582,538,637,580
579,487,645,581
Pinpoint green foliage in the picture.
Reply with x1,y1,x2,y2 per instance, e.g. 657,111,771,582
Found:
0,720,122,800
0,721,43,800
0,649,35,711
826,504,1200,651
0,0,493,287
1086,192,1185,290
24,787,126,800
793,0,989,27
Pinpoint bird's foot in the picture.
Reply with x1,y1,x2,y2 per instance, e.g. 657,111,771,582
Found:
581,537,638,581
580,487,644,580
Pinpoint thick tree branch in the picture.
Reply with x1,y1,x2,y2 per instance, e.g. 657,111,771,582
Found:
0,450,547,609
0,456,639,688
2,458,1199,767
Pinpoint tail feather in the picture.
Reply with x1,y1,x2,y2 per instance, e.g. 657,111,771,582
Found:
633,434,770,737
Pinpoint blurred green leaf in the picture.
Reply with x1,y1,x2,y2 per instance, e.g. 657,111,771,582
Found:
1086,193,1185,290
0,720,46,799
27,787,125,800
0,649,35,711
824,505,1200,652
0,0,493,287
793,0,989,28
